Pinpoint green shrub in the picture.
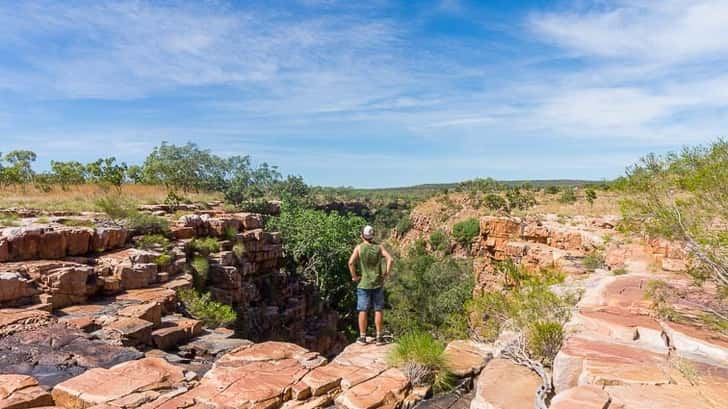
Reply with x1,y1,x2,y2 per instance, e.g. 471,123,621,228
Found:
136,234,171,250
188,237,220,255
95,195,169,233
451,218,479,247
223,225,239,240
396,216,413,235
558,189,577,204
0,214,20,227
582,252,605,271
178,288,237,327
386,241,473,340
388,331,454,392
191,256,210,288
467,275,578,365
545,186,560,194
527,321,564,366
232,242,246,259
483,193,507,211
429,229,449,252
612,267,628,275
585,188,597,205
155,253,173,266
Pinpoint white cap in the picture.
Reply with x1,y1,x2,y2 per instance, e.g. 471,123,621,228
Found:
362,225,374,240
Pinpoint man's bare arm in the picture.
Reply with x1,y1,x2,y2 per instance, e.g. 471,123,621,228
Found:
348,245,360,281
381,245,394,276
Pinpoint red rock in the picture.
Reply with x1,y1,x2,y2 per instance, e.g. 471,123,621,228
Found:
470,359,541,409
118,302,162,327
157,342,322,409
605,384,716,409
51,357,187,409
0,308,53,337
170,226,195,240
302,343,390,395
550,385,612,409
64,229,92,256
102,317,154,346
233,213,264,230
442,340,492,377
90,227,128,252
335,368,408,409
117,288,177,314
0,272,38,307
0,374,54,409
151,317,202,350
0,238,9,262
38,230,67,259
3,228,42,260
553,337,671,393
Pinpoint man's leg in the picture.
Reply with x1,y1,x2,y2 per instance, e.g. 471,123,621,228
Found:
374,310,383,336
358,311,368,337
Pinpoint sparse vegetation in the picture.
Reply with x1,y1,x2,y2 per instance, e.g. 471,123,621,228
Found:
178,288,237,327
451,218,480,248
467,265,578,366
612,267,628,275
155,253,173,267
388,331,455,393
0,214,20,227
582,251,605,271
428,229,449,252
136,234,171,250
187,237,221,256
396,216,413,235
191,256,210,288
58,218,96,228
559,188,577,204
233,242,247,259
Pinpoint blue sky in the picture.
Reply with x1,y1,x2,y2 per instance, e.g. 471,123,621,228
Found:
1,0,728,187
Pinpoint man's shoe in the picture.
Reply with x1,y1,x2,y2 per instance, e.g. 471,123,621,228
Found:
375,336,386,346
356,336,368,345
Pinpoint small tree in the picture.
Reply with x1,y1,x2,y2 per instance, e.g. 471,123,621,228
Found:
3,150,36,188
558,188,577,204
451,218,480,248
86,157,127,189
584,188,597,206
51,160,87,190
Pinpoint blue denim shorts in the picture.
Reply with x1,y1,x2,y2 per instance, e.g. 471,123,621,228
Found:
356,287,385,311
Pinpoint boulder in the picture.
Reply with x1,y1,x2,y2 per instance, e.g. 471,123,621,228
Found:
302,343,390,395
442,340,493,377
117,302,162,327
605,384,716,409
90,227,128,252
0,238,8,262
151,316,203,350
0,374,54,409
51,357,187,409
0,272,38,307
470,359,541,409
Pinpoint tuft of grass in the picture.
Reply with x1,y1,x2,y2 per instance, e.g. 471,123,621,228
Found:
0,214,21,227
59,218,96,228
388,331,454,393
96,194,169,233
612,267,628,276
232,242,246,259
191,256,210,288
582,252,605,271
178,288,237,327
35,216,50,224
223,225,239,240
188,237,220,256
136,234,171,250
154,253,173,266
527,321,564,366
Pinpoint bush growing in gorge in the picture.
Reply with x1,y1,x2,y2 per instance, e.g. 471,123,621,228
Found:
178,288,237,327
386,240,473,340
618,139,728,290
451,218,480,248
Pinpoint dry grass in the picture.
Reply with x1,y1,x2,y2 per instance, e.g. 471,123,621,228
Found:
0,184,222,212
519,191,622,217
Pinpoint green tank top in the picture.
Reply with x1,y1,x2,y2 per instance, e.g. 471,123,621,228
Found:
358,242,383,289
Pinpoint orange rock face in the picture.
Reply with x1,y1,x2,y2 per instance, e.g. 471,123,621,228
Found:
51,357,188,409
0,374,54,409
470,358,541,409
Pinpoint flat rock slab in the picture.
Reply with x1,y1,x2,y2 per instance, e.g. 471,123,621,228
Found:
0,323,142,388
51,357,188,409
302,343,391,395
0,308,53,337
148,342,325,409
550,385,612,409
334,368,409,409
0,374,54,409
470,358,540,409
605,384,719,409
442,340,493,377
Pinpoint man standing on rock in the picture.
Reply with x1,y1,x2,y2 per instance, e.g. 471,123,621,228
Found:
348,225,394,346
